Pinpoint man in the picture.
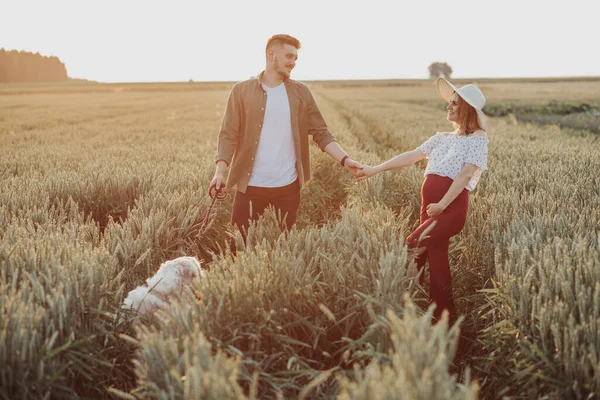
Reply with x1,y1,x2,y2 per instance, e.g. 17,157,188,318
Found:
209,34,360,243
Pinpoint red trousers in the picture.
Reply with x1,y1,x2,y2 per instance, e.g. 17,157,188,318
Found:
406,174,469,321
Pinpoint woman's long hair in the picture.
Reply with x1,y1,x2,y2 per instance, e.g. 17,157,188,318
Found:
453,93,483,135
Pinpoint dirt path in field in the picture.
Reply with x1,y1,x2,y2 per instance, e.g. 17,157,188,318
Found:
318,93,399,158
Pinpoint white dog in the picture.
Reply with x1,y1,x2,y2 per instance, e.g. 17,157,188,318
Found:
123,256,206,317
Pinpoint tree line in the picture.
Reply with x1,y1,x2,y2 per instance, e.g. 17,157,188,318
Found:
0,49,69,83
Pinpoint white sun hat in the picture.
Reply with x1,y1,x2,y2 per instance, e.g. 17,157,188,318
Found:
436,77,487,130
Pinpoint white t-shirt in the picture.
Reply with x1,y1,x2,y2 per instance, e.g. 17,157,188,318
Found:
417,131,488,191
248,83,298,187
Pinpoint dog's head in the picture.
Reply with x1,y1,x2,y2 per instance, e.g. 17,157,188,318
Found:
147,256,205,294
172,256,206,280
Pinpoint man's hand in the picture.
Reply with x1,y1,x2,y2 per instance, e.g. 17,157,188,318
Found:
343,158,362,177
426,202,445,217
209,173,225,193
209,161,227,194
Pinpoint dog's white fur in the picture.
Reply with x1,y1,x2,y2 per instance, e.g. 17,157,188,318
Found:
123,256,205,316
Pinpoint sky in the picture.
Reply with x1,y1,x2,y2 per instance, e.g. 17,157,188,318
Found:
1,0,599,83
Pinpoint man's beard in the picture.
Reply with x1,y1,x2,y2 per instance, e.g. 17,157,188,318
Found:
274,58,291,80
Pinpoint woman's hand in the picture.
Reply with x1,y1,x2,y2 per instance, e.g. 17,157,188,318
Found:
426,202,446,217
355,165,379,182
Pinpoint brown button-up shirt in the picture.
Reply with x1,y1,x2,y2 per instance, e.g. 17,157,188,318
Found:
215,72,337,193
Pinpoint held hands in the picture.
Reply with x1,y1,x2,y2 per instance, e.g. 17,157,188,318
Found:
342,158,363,178
341,155,376,181
339,156,382,183
354,165,378,182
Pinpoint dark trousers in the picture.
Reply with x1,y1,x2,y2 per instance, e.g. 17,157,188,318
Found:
406,174,469,321
231,179,301,245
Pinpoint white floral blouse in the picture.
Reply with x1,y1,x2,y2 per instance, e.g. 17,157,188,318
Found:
417,132,488,191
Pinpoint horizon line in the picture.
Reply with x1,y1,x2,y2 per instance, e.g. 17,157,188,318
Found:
63,75,600,84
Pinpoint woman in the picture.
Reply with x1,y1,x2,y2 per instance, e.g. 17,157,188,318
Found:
356,77,489,322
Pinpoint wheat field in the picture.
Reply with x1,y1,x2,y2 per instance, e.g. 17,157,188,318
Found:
1,78,599,399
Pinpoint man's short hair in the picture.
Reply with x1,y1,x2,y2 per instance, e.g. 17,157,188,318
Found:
265,34,301,54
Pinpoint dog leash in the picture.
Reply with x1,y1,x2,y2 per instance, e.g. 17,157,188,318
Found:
197,186,228,238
